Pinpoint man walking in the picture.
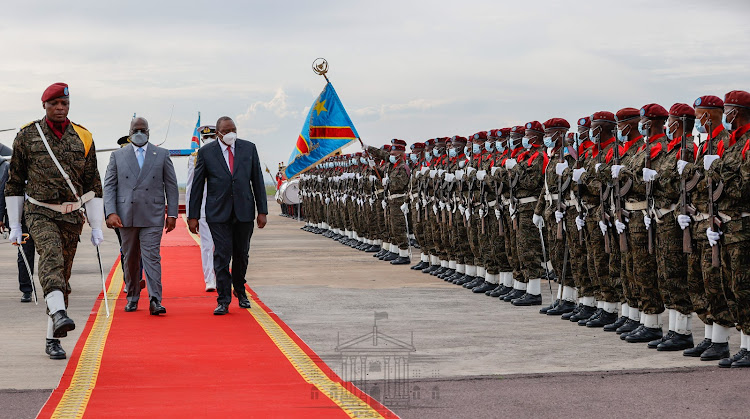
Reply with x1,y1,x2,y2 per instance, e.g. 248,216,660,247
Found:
186,125,217,292
104,117,178,315
188,116,268,315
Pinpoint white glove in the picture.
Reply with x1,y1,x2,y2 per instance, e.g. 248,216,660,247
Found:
439,201,446,210
91,228,104,246
532,213,545,229
476,170,487,181
325,198,331,204
677,160,689,176
595,163,602,172
382,177,388,186
400,203,409,214
429,169,437,179
599,220,608,236
706,228,721,246
368,159,375,167
369,175,376,182
444,173,455,182
572,168,586,182
611,164,624,179
479,209,486,218
466,167,476,176
5,196,24,244
455,169,465,180
343,193,349,200
8,224,23,245
509,204,516,219
495,209,501,219
433,204,438,215
420,166,429,175
381,200,387,209
505,159,517,170
555,210,564,224
643,215,652,230
575,215,585,231
642,168,658,182
438,169,446,176
465,208,471,221
555,161,569,176
458,204,466,215
458,160,467,169
491,166,501,175
704,155,720,171
421,198,427,206
677,214,691,230
615,219,626,234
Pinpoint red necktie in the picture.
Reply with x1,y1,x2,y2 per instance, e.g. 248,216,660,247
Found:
227,147,234,174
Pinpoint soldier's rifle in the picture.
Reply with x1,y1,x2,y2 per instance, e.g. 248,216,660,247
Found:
644,128,654,255
556,133,566,240
611,128,628,253
705,119,721,267
573,134,585,245
494,156,506,236
479,170,487,235
507,148,520,230
597,131,611,253
679,116,694,253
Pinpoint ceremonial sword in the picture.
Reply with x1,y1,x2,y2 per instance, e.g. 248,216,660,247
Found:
15,234,38,305
96,246,110,318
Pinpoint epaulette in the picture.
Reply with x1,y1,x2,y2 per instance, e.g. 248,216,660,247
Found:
19,120,39,131
190,150,198,156
70,121,94,156
70,122,90,132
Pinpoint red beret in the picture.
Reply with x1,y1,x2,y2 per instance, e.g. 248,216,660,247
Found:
472,131,488,141
355,152,363,157
615,108,640,122
391,138,407,146
694,95,723,109
567,132,575,140
451,135,468,145
591,111,615,123
489,128,511,138
639,103,669,119
510,125,525,134
410,142,425,150
543,118,570,130
577,116,591,128
425,138,436,146
524,121,543,132
41,82,69,103
725,90,750,109
381,145,392,151
436,137,448,144
391,145,406,151
669,103,696,119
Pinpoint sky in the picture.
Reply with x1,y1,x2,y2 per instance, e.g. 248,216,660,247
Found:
1,0,749,185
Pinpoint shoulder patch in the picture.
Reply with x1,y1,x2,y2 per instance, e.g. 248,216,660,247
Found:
70,122,93,156
20,120,39,130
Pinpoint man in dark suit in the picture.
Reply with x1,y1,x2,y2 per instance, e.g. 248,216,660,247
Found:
188,116,268,315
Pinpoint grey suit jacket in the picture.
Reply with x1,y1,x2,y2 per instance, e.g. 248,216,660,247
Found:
103,143,179,227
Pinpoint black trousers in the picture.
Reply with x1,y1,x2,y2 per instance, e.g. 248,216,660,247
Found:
208,217,253,305
17,221,35,293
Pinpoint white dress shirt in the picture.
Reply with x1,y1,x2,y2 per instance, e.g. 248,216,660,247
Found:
219,140,235,172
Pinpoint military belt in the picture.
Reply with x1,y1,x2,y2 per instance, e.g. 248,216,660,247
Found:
624,200,648,211
388,193,406,200
27,191,95,214
544,193,559,203
516,196,538,205
488,200,498,207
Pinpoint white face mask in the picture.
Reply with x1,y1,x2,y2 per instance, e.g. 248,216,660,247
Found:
220,132,237,146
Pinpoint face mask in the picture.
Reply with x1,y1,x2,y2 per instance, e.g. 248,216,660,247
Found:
496,142,506,152
637,121,649,137
130,131,148,147
577,129,589,141
485,142,494,152
695,118,707,134
722,112,735,131
410,154,418,163
221,132,237,146
521,137,532,149
589,128,600,143
543,135,554,148
458,160,466,169
508,138,516,149
448,148,457,158
472,143,481,154
389,155,397,164
665,122,679,141
616,128,628,143
433,148,440,157
360,157,367,164
464,146,470,155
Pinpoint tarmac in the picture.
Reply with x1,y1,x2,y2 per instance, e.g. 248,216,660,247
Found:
1,198,748,418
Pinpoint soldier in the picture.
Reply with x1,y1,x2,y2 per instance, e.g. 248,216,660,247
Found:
445,136,471,283
410,142,431,270
487,128,517,297
423,138,449,274
4,83,104,359
186,125,217,292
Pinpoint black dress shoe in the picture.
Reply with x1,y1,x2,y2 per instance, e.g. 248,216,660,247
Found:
46,339,66,360
658,332,695,352
485,284,501,296
234,291,252,309
21,292,32,303
547,300,577,316
625,326,663,343
540,299,559,314
511,293,542,306
621,324,644,340
51,310,75,338
569,305,596,322
578,308,602,326
374,249,387,258
730,350,750,368
390,256,411,265
700,342,730,361
447,272,464,282
684,338,712,357
648,331,674,348
502,288,525,302
561,304,583,320
365,245,381,253
214,303,229,315
382,252,398,262
463,277,484,289
472,281,496,293
432,266,447,276
411,261,428,270
492,285,513,298
125,301,138,312
149,299,166,315
587,310,618,328
422,264,439,274
603,316,629,332
455,275,475,286
616,318,641,334
438,269,455,279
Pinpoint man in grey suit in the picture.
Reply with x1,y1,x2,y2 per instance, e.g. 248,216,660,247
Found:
188,116,267,315
104,117,179,315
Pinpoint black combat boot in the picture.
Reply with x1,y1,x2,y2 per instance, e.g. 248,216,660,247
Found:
547,300,577,316
657,332,694,352
51,310,75,338
700,342,730,361
511,293,542,306
683,338,712,357
46,339,66,360
603,315,629,332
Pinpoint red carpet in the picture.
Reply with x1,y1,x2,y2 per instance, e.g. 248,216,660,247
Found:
38,217,394,418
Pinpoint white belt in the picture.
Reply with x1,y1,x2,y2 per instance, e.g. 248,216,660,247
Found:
516,196,538,205
544,193,559,203
624,200,647,211
389,193,406,200
652,203,679,220
27,191,95,214
488,200,497,207
501,197,511,207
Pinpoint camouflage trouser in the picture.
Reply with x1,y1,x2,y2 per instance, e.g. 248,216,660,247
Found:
515,205,544,282
428,208,445,259
655,215,692,314
476,207,495,271
585,214,612,303
482,209,507,274
411,200,425,250
466,206,483,267
502,206,524,282
607,226,624,304
722,225,750,334
565,213,595,297
627,212,664,315
452,214,471,265
420,205,434,256
687,231,731,327
439,209,451,260
25,213,83,308
388,199,409,250
543,206,571,282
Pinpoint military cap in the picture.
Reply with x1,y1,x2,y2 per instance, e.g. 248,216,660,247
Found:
472,131,488,141
42,82,69,102
410,142,425,150
639,103,669,119
199,125,216,136
391,138,407,147
615,108,640,122
510,125,525,135
381,144,392,151
725,90,750,109
436,137,448,144
669,103,696,119
591,111,616,122
524,121,544,133
543,118,570,130
694,95,724,109
451,136,468,145
577,116,592,128
425,138,436,146
492,128,511,138
117,135,130,146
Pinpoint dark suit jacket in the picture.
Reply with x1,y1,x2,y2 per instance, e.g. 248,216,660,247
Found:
188,139,268,223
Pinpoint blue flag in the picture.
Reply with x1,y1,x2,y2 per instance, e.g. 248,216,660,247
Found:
285,82,359,179
190,112,201,150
